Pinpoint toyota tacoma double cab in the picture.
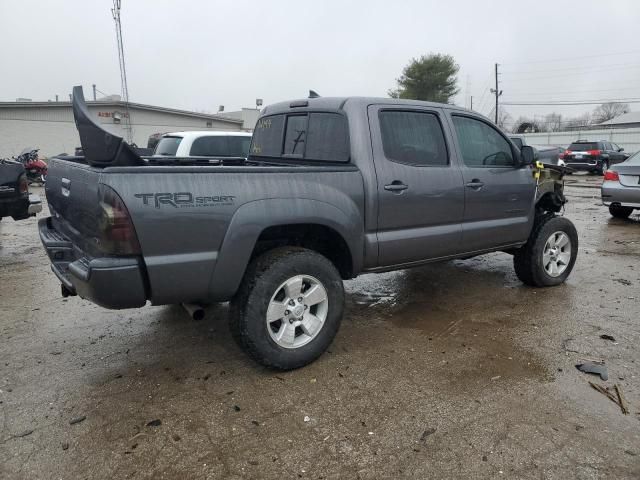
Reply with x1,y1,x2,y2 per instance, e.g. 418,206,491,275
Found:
39,86,577,370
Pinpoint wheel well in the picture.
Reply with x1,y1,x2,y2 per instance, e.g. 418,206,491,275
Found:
251,224,354,279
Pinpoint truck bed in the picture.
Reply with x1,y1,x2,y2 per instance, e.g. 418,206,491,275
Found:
43,157,365,307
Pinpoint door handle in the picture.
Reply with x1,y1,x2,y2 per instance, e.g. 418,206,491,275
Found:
465,179,484,189
384,181,408,193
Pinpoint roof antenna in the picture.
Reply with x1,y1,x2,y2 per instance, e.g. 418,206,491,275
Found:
308,90,320,99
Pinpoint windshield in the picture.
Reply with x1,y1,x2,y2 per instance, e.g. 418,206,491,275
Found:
154,136,183,156
568,142,598,151
189,135,252,157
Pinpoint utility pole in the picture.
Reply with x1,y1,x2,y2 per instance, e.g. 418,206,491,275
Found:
490,63,503,124
92,84,97,101
470,96,473,111
111,0,133,143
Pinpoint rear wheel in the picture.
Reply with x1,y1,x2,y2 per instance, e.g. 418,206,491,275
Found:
609,204,633,219
230,247,344,370
514,215,578,287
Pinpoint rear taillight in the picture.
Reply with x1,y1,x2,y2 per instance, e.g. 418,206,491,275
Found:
97,185,141,255
560,149,571,159
588,149,601,156
603,170,619,181
18,173,28,194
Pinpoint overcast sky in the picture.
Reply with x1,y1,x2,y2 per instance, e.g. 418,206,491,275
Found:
2,0,639,125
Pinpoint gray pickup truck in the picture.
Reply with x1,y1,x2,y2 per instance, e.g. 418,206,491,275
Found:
39,86,577,369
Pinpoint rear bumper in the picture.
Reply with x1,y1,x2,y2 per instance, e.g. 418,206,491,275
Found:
0,193,41,219
565,161,600,171
28,194,42,215
601,181,640,208
39,217,147,309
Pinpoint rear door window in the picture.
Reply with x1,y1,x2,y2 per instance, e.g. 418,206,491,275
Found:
378,110,448,166
452,116,514,167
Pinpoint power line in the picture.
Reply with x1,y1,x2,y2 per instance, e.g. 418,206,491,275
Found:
500,65,640,82
501,62,640,75
502,98,640,106
501,49,640,66
505,86,640,95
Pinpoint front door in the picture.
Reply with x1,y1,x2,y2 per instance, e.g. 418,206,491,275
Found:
448,114,536,252
368,105,465,267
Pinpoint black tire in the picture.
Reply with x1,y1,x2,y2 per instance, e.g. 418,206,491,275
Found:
609,204,633,219
597,161,609,176
230,247,344,370
513,215,578,287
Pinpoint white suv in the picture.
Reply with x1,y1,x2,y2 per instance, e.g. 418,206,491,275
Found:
153,131,252,159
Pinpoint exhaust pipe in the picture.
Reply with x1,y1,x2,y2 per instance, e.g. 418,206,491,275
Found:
181,303,205,321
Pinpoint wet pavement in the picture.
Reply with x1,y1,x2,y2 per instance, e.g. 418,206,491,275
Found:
1,180,639,479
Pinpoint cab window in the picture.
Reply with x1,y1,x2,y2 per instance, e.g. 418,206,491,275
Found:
452,116,514,167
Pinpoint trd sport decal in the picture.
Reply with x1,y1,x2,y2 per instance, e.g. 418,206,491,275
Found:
134,192,235,208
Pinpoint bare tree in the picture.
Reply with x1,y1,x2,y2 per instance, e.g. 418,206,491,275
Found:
593,102,630,123
564,113,592,129
489,107,513,130
544,113,563,132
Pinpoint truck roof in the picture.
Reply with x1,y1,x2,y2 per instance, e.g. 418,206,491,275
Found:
163,131,252,139
262,96,471,115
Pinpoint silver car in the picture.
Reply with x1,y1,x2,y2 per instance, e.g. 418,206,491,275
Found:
601,151,640,218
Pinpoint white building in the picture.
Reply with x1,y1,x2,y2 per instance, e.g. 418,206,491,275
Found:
222,107,261,131
0,99,244,158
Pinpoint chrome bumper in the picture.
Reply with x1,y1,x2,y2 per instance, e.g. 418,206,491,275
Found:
28,194,42,215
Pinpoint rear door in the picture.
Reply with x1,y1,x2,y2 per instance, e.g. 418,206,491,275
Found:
609,142,625,165
448,113,535,252
368,105,464,266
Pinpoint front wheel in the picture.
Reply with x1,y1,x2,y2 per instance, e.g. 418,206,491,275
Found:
514,215,578,287
230,247,344,370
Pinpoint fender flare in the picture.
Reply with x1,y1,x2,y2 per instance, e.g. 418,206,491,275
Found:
207,198,363,301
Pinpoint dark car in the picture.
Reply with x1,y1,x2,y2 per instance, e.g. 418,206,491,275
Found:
561,140,629,175
0,159,42,221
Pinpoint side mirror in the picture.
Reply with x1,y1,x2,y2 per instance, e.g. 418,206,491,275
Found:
520,145,535,166
618,147,624,152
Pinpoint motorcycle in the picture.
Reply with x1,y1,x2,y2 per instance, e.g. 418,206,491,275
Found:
14,147,47,184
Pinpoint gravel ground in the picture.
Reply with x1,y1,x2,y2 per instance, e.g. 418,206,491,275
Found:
1,179,639,479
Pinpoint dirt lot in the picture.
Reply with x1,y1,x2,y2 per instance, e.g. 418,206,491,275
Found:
1,180,639,479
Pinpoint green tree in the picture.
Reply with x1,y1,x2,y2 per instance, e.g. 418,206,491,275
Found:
388,54,460,103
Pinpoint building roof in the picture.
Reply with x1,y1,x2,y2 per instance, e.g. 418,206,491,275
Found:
598,111,640,126
0,100,243,125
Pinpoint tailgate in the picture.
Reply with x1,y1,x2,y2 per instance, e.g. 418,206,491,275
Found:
44,158,104,256
0,163,24,198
